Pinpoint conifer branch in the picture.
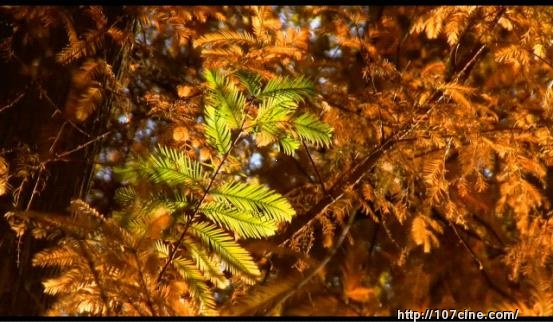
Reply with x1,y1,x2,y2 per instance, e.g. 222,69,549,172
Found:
156,119,246,286
273,10,497,246
77,240,112,316
131,250,157,316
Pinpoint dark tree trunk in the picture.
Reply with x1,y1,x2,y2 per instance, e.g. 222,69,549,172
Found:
0,7,133,315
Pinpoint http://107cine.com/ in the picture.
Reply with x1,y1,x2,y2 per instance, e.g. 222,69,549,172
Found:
397,308,519,321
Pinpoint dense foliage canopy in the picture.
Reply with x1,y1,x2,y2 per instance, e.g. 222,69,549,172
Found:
2,5,553,316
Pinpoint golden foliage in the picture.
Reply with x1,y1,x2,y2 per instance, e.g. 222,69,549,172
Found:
14,200,209,316
0,156,8,196
411,215,444,253
6,4,553,317
221,273,302,316
499,267,553,316
56,7,110,65
194,6,309,79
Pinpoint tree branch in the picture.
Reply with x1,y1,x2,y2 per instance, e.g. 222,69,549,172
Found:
77,240,112,316
131,250,157,316
156,120,246,285
0,90,25,114
269,207,358,313
432,208,514,302
302,139,327,195
55,131,111,158
273,8,505,246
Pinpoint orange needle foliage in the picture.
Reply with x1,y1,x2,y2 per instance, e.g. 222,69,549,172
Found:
2,5,553,316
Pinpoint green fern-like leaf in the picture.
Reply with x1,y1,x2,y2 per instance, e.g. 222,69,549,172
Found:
118,188,189,213
277,135,301,156
257,96,297,125
204,69,245,129
218,89,246,130
188,221,261,280
156,190,189,212
204,105,232,154
259,75,315,103
210,182,296,222
293,112,333,148
119,191,188,235
141,146,206,187
114,186,137,207
200,202,279,239
235,70,262,96
173,257,216,311
183,237,229,289
253,96,297,147
114,186,189,236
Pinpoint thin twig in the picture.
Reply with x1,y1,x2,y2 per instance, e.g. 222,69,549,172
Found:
36,84,92,137
452,44,488,84
290,156,316,184
525,47,553,71
470,214,505,247
15,166,46,268
441,212,515,302
56,131,111,158
448,219,484,270
451,7,505,84
302,140,327,195
377,104,384,144
377,210,402,251
461,225,505,255
0,91,25,114
270,209,358,312
49,121,67,154
25,166,44,211
479,264,517,302
368,221,380,256
132,250,157,316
